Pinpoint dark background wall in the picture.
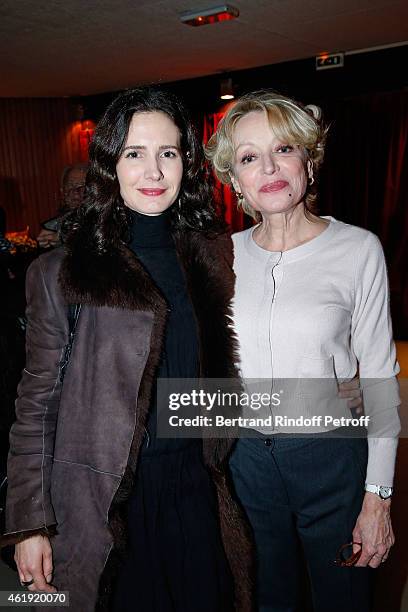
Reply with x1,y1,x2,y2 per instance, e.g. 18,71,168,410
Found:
0,98,84,236
0,44,407,335
2,45,407,232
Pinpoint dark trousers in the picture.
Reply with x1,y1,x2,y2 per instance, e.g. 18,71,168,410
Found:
112,443,234,612
229,434,373,612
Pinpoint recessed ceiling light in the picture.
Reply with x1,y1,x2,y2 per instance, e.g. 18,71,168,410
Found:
180,4,239,27
220,77,234,100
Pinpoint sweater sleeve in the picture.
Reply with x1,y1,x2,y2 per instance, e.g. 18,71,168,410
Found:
2,255,68,544
351,232,401,486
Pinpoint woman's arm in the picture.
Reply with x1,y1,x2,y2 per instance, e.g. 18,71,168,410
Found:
350,231,400,567
3,253,68,543
351,231,401,484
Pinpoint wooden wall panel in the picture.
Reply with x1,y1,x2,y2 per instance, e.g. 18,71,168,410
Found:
0,98,84,236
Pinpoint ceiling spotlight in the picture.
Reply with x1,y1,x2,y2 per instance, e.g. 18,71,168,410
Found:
180,4,239,27
220,77,234,100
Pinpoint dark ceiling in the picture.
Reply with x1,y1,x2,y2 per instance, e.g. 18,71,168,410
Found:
1,0,408,97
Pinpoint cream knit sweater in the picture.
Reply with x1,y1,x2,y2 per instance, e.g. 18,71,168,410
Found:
232,217,401,486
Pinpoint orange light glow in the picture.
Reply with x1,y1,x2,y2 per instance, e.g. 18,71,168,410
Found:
68,119,95,162
182,9,238,26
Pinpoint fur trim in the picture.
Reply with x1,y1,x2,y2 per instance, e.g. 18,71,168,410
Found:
59,241,164,313
175,231,241,462
176,231,254,611
211,467,255,612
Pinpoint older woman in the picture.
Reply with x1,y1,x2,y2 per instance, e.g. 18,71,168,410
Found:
206,90,400,611
2,87,252,612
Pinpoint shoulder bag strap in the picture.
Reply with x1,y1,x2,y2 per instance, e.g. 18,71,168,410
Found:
59,304,81,383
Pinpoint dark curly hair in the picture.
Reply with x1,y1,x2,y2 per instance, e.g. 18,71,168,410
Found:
61,87,223,253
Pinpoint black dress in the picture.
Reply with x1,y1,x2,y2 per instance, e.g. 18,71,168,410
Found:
112,210,233,612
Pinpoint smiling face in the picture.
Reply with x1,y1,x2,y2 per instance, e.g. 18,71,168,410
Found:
116,111,183,215
231,110,312,218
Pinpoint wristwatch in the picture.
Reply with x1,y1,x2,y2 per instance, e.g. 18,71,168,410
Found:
365,484,393,500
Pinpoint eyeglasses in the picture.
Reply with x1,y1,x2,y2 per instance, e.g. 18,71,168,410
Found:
65,185,85,194
334,542,362,567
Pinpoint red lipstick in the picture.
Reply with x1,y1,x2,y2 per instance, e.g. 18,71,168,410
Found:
259,181,288,193
138,188,166,196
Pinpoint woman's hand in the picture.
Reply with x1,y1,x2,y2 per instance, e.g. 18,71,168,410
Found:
352,492,395,567
338,376,363,414
15,534,57,592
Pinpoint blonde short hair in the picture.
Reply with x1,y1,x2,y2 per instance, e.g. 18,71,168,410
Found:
205,90,328,220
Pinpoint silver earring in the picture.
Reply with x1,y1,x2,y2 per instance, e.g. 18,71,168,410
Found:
177,198,182,222
309,176,314,186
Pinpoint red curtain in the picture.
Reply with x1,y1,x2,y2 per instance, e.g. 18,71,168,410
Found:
0,99,92,236
203,112,246,232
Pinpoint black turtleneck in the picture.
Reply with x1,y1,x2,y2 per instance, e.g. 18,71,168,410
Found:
128,209,199,453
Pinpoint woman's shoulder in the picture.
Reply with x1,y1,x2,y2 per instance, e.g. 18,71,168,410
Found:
199,229,234,265
175,228,234,268
27,247,65,283
231,227,253,248
24,248,68,311
327,217,383,253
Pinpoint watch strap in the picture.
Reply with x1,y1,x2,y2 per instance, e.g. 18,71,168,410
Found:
365,484,393,499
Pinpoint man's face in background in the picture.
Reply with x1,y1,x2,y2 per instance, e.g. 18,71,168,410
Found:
62,166,87,210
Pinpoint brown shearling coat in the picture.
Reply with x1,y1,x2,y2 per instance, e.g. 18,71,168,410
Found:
3,229,253,611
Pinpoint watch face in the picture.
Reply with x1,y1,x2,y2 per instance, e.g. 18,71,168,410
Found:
379,486,392,499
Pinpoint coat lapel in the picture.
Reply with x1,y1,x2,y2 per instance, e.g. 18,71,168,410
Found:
59,238,165,313
174,230,239,379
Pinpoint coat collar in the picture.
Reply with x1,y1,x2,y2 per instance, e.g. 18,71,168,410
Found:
58,228,234,319
59,235,165,314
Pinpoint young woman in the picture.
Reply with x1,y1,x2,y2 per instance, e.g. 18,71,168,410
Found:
2,87,253,612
